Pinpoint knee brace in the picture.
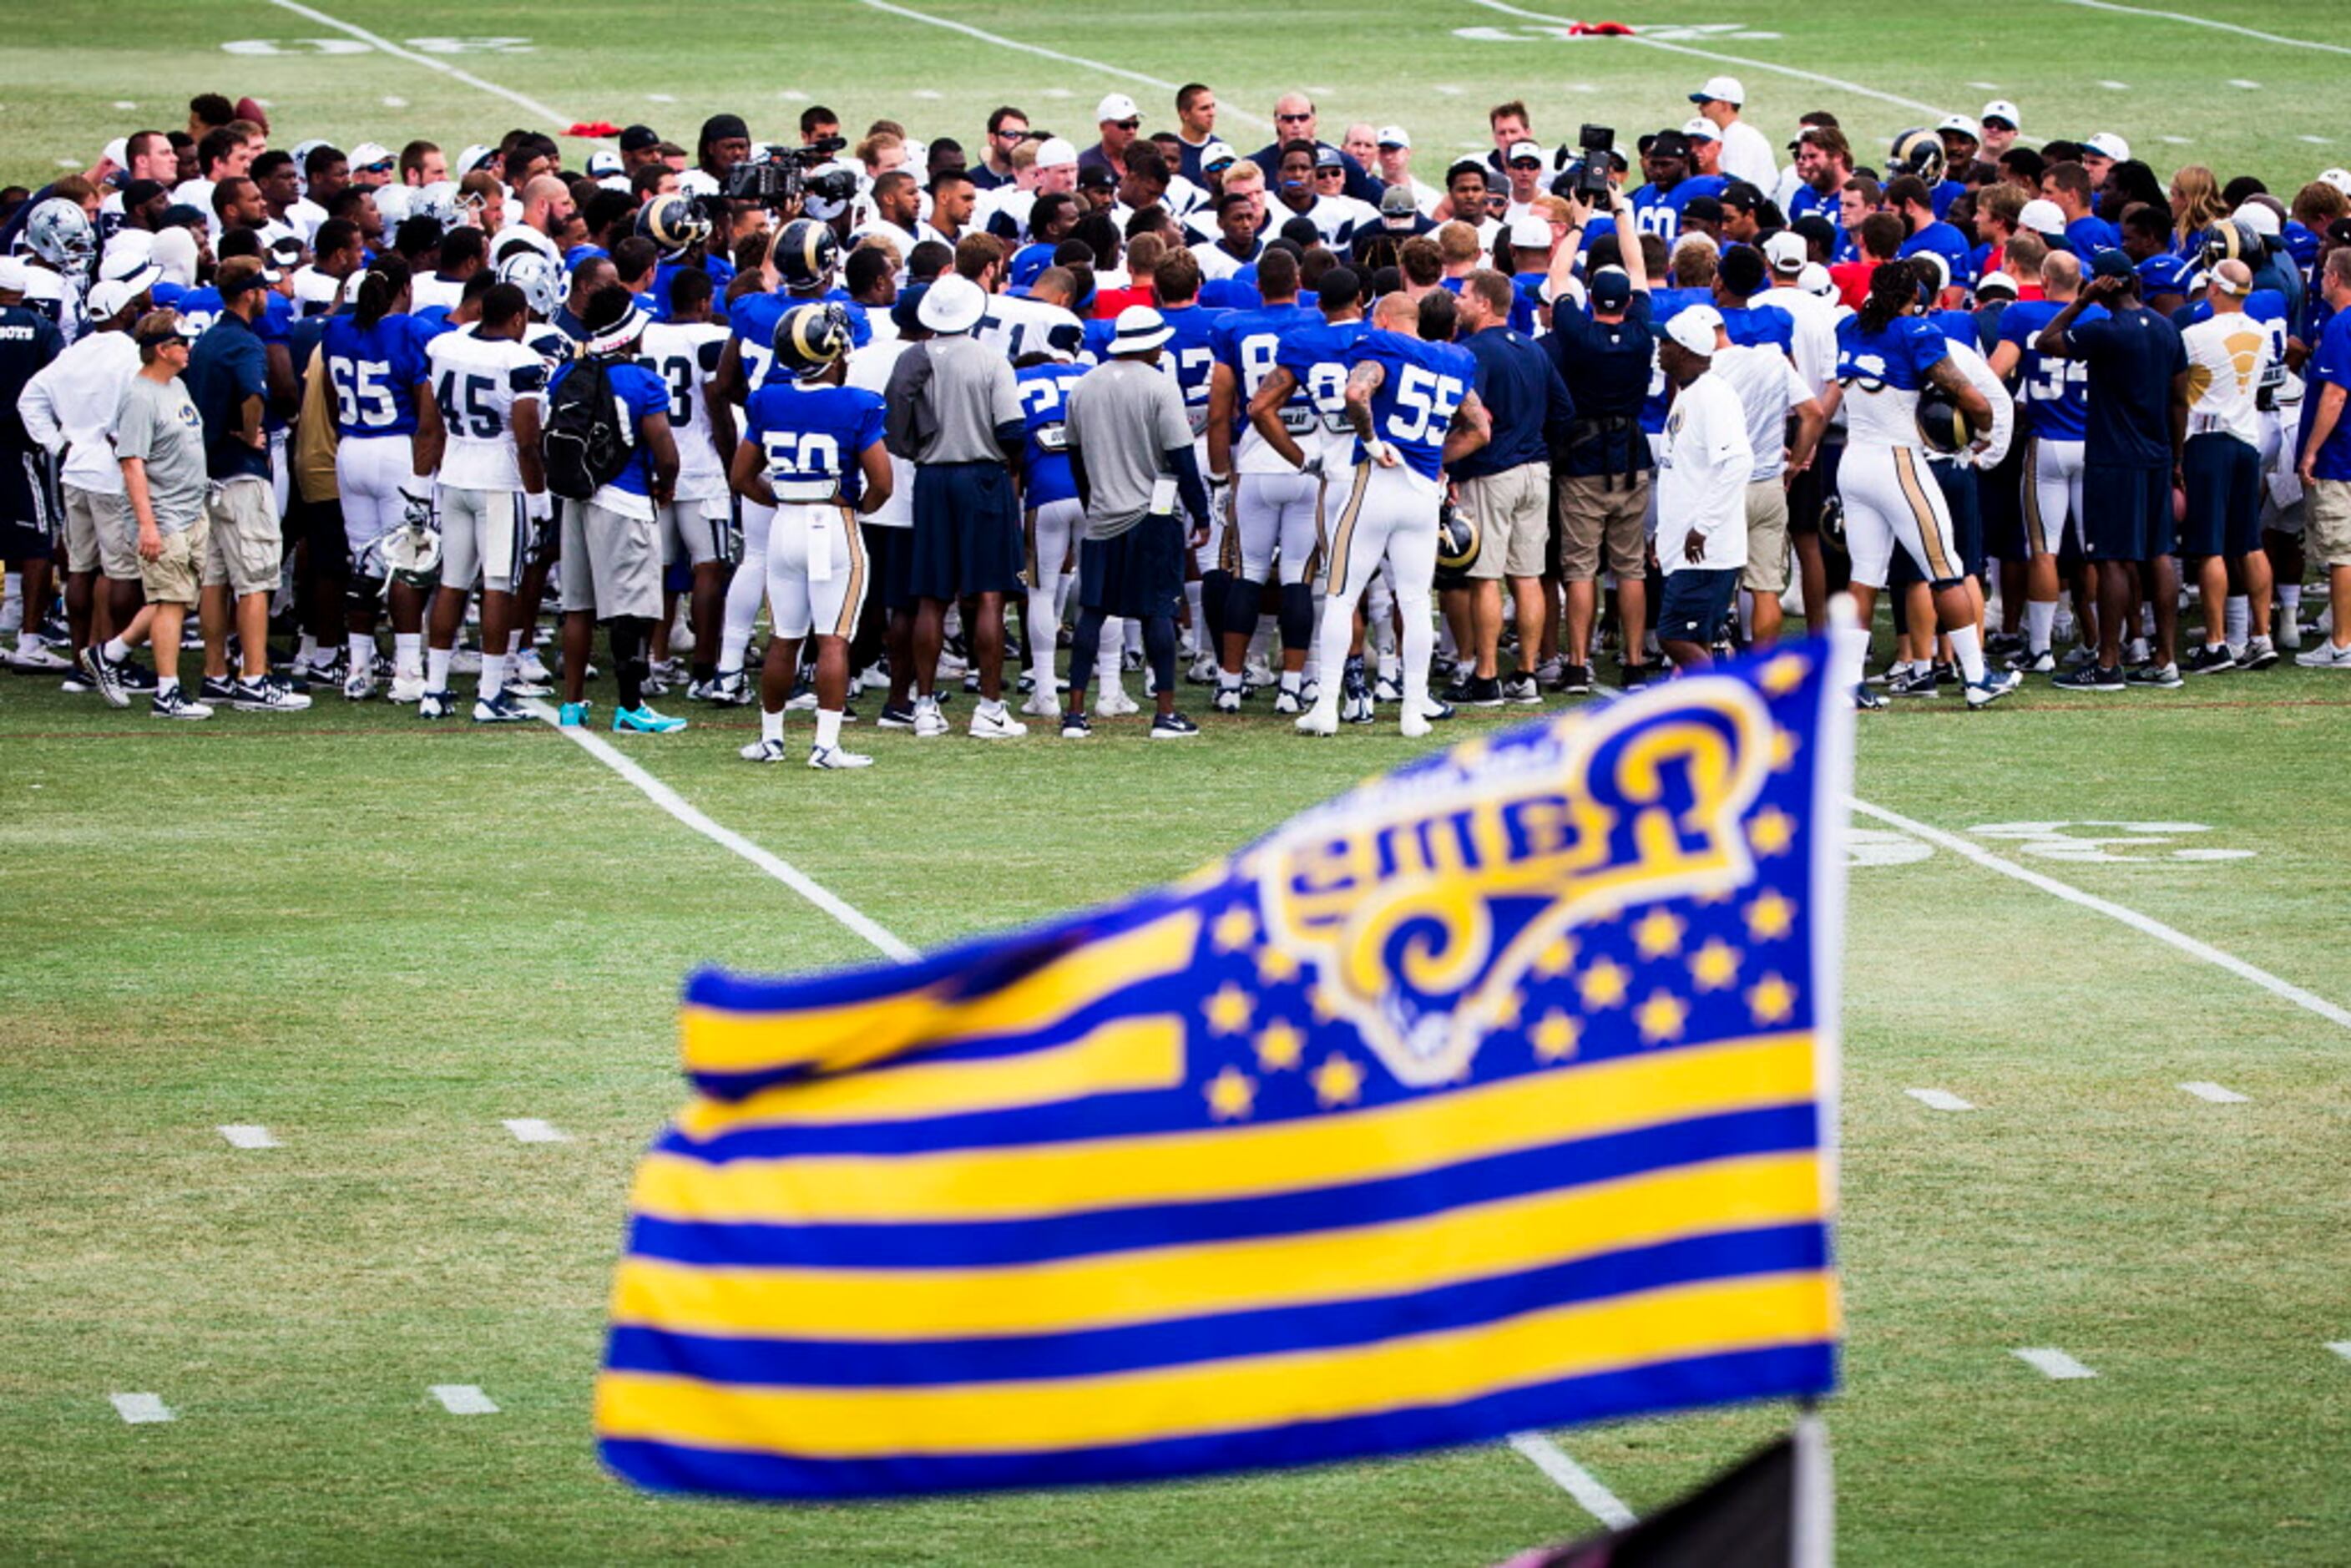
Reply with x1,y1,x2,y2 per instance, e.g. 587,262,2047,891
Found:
1279,582,1314,650
344,574,387,615
1221,576,1263,643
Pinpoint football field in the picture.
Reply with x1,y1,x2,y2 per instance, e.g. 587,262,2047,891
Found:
9,2,2351,1562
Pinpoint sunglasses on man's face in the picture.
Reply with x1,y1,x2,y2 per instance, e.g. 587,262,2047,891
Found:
1277,112,1312,124
1112,119,1140,131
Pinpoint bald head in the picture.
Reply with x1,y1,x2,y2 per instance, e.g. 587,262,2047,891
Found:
1373,291,1418,331
2040,249,2081,300
1272,92,1316,141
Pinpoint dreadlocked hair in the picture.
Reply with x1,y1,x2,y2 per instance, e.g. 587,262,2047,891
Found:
1856,260,1914,335
354,255,413,328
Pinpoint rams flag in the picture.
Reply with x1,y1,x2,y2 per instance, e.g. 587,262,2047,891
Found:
597,639,1853,1500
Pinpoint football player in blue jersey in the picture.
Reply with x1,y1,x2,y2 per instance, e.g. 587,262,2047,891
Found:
731,303,892,768
2042,162,2120,255
1204,246,1321,711
1297,290,1489,738
1989,250,2104,670
1892,175,1973,291
1629,130,1727,245
1140,250,1225,675
1012,330,1089,718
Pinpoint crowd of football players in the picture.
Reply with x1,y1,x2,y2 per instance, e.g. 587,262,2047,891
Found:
3,80,2348,757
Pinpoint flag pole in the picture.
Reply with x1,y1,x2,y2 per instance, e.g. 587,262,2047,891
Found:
1792,1396,1833,1568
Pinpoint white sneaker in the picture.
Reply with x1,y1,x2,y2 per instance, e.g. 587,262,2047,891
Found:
1242,655,1275,690
390,671,427,703
1019,690,1062,718
449,647,483,675
2293,640,2351,669
1374,672,1403,703
808,743,873,769
2276,616,2303,650
969,702,1028,740
784,686,819,711
1400,709,1433,739
9,637,70,671
514,648,554,684
913,701,951,738
935,648,969,678
1096,689,1140,717
1186,652,1220,685
740,736,789,762
1273,687,1302,715
343,665,377,701
1294,704,1339,736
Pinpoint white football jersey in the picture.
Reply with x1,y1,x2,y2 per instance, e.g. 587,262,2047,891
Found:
973,291,1084,362
426,326,549,492
639,320,732,500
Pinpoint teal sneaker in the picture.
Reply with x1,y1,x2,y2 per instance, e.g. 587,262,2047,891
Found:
558,701,589,727
613,704,688,734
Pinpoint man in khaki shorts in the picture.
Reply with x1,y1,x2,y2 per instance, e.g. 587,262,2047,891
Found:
115,311,215,719
184,256,308,711
1447,269,1574,706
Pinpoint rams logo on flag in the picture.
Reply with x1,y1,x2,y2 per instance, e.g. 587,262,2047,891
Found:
1256,680,1774,1086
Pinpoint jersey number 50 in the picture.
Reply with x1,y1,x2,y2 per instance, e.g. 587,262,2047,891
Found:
763,430,841,478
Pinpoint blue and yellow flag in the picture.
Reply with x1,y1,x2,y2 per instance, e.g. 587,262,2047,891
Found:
597,639,1851,1500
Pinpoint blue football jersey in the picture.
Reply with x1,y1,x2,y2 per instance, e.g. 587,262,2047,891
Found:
321,312,435,438
1998,299,2106,441
1345,329,1477,481
731,290,871,391
1277,316,1373,443
1014,361,1087,508
1898,220,1974,287
1211,303,1322,448
741,381,887,503
1629,175,1727,243
1833,313,1953,448
1722,305,1795,354
1641,287,1716,433
1154,303,1225,438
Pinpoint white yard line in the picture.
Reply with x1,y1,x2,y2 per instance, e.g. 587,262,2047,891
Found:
2012,1348,2098,1380
852,1,1272,129
216,1124,281,1149
263,0,577,126
501,1117,570,1143
524,703,915,961
2177,1082,2248,1104
1904,1088,1975,1112
2325,1342,2351,1363
1456,0,1952,117
1507,1432,1637,1529
2045,0,2351,58
109,1393,174,1424
1848,799,2351,1034
429,1383,501,1415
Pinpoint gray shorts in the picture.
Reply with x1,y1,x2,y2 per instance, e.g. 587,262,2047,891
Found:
63,484,136,579
559,500,662,620
441,486,530,593
660,496,736,568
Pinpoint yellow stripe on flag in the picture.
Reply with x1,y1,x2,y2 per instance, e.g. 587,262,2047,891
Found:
611,1150,1825,1339
629,1032,1815,1224
594,1271,1838,1458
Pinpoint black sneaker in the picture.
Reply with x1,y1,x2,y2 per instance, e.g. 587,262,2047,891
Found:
199,675,236,703
2051,664,2126,692
2181,644,2236,675
1618,663,1653,690
1457,674,1504,707
116,660,158,693
1888,665,1942,698
1553,662,1593,695
2126,661,2183,689
1059,711,1092,739
1500,673,1541,705
876,703,918,730
1853,685,1888,711
1150,711,1201,739
1985,631,2025,663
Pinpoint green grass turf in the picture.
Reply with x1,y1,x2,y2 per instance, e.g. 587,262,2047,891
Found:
6,623,2351,1563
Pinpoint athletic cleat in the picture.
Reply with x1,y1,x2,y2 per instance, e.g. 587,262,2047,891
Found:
2006,649,2057,675
450,647,485,675
807,743,873,769
557,701,589,727
1122,649,1146,675
342,664,375,701
968,703,1028,740
1212,685,1241,714
913,701,951,738
1400,708,1433,740
416,689,456,720
1984,631,2025,663
1272,688,1303,715
2126,661,2183,689
934,647,968,679
79,646,129,709
612,704,688,733
229,677,308,713
2181,645,2237,675
200,675,237,703
2051,664,2126,691
2238,635,2279,670
1501,674,1541,705
740,736,790,763
1241,656,1275,692
1373,672,1403,703
472,692,529,723
876,703,918,730
783,683,819,712
1618,664,1653,690
1452,675,1504,708
1340,678,1375,725
706,670,754,706
1150,711,1201,740
1964,670,2022,709
2275,616,2303,651
389,671,427,704
1420,697,1456,722
1294,704,1339,736
1186,652,1220,685
1059,711,1093,739
2125,635,2151,668
513,649,554,685
1095,690,1140,717
149,689,213,721
1298,678,1320,706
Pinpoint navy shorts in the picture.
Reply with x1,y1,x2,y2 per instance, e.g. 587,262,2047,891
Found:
1656,566,1739,643
908,461,1023,599
2081,462,2172,563
2178,432,2261,559
1787,440,1840,537
1979,440,2027,564
1,447,59,561
861,521,915,613
1930,458,1984,582
1079,513,1186,620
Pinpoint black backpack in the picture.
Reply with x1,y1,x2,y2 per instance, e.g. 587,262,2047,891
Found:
542,353,635,501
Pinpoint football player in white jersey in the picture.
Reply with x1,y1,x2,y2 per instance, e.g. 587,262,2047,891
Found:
412,281,548,721
639,267,736,697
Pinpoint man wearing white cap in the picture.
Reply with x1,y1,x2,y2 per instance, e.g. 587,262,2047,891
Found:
1374,127,1440,216
1979,102,2023,159
1691,77,1777,190
884,273,1029,738
345,143,396,191
1681,119,1722,180
1079,94,1143,187
1059,306,1210,739
1652,306,1753,671
2079,133,2129,190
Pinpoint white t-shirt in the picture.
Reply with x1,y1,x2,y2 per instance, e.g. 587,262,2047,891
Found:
410,272,468,314
1657,372,1753,571
2182,311,2271,448
1716,120,1779,190
1942,336,2012,470
1753,285,1842,398
638,320,733,501
425,325,549,492
1712,343,1813,481
844,336,915,528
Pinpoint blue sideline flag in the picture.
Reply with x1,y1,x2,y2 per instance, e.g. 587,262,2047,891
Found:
597,638,1853,1500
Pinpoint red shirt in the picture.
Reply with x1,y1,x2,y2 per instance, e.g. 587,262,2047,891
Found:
1829,260,1876,311
1090,283,1155,319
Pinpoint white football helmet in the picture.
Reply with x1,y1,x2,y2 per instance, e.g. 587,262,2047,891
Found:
23,198,96,271
496,250,563,317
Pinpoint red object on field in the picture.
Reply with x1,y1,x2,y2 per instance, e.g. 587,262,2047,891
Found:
1570,21,1635,33
567,121,623,139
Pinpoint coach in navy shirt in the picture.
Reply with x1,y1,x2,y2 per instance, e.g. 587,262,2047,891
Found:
1448,270,1573,706
2035,250,2188,687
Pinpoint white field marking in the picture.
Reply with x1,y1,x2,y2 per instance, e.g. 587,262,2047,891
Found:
852,0,1272,129
2096,79,2131,89
382,95,407,108
2050,0,2351,55
1304,85,1337,96
261,0,574,126
1904,1088,1975,1112
216,1124,281,1149
778,89,810,101
2227,78,2261,89
1849,799,2351,1033
1456,0,1951,115
523,703,914,961
2298,135,2334,146
2326,1342,2351,1363
1433,83,1464,94
1967,81,2003,90
1847,827,1933,868
1040,87,1073,99
645,93,675,104
1507,1432,1636,1529
910,89,942,99
502,1117,569,1143
2179,1081,2248,1104
55,159,80,169
109,1393,174,1424
2161,135,2193,144
111,99,138,109
429,1383,500,1415
2013,1348,2098,1380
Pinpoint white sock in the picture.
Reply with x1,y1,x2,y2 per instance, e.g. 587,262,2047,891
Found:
296,633,319,663
1184,581,1203,645
1378,652,1401,680
426,646,453,690
508,629,525,655
2025,600,2055,655
393,631,422,675
761,706,785,744
1218,670,1243,693
157,675,179,697
814,708,842,751
1949,625,1985,685
1279,670,1302,695
349,633,374,670
480,653,508,700
1400,594,1434,714
2281,584,2303,618
2224,594,2249,648
1097,616,1124,693
104,635,132,663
